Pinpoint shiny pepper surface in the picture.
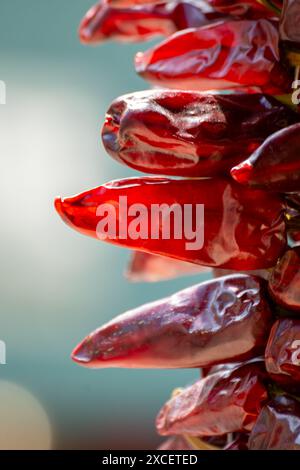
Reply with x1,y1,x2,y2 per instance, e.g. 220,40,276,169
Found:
71,274,272,368
268,248,300,311
102,90,298,177
156,362,268,436
55,177,287,270
265,318,300,390
248,395,300,449
231,124,300,192
79,0,227,44
135,19,292,93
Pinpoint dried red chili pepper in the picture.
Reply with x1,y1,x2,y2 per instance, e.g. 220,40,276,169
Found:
55,177,287,270
280,0,300,48
79,0,228,44
126,251,208,282
102,90,297,177
156,362,268,436
107,0,164,7
268,248,300,311
265,318,300,390
71,274,272,368
135,19,292,93
231,123,300,192
248,395,300,449
207,0,280,18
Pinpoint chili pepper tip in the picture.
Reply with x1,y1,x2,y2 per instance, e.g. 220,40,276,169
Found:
230,161,253,185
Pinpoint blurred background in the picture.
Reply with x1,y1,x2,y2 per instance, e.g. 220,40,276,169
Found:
0,0,210,449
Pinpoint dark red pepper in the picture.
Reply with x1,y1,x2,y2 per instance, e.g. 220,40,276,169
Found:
71,274,272,369
268,247,300,311
135,19,292,94
265,318,300,390
102,90,298,177
156,361,268,436
55,176,287,270
248,395,300,449
231,123,300,192
79,0,228,44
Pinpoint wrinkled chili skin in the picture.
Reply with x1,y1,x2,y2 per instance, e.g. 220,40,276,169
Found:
280,0,300,48
71,275,273,369
156,362,268,436
102,91,298,177
248,395,300,449
265,318,300,390
135,20,292,94
207,0,281,18
79,0,228,44
55,176,287,270
268,248,300,311
231,124,300,192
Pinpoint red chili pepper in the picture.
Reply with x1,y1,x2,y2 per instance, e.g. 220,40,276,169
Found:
156,361,268,436
102,90,297,177
135,19,292,93
71,274,272,368
231,123,300,192
248,395,300,449
79,0,229,44
126,251,208,282
268,248,300,311
280,0,300,48
265,318,300,390
55,177,287,270
207,0,281,18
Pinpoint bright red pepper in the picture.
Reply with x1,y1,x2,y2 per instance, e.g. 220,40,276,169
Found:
268,248,300,311
55,177,287,270
126,251,208,282
135,19,292,94
102,90,298,177
107,0,166,7
248,395,300,449
207,0,281,18
79,0,228,44
156,362,268,436
231,123,300,192
71,274,272,368
265,318,300,390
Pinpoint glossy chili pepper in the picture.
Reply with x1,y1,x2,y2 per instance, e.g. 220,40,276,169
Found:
102,90,297,177
207,0,281,18
126,251,208,282
265,318,300,390
248,395,300,449
156,362,268,436
135,19,292,93
71,274,272,368
268,248,300,311
231,123,300,192
55,177,287,270
280,0,300,48
79,0,228,44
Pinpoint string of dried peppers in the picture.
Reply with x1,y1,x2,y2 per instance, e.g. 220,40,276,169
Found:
56,0,300,450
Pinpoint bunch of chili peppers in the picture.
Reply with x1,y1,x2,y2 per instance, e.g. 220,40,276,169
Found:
56,0,300,450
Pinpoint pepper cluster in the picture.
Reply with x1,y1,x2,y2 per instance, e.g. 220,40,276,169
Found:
55,0,300,450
